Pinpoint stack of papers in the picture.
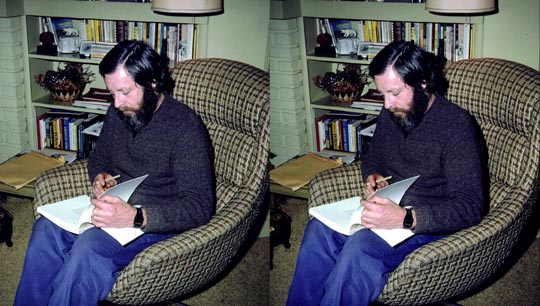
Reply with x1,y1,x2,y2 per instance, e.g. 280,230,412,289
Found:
350,102,382,112
270,152,343,191
73,88,113,110
0,151,65,189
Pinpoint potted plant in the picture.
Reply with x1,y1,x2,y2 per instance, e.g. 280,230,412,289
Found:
34,62,95,104
313,64,369,103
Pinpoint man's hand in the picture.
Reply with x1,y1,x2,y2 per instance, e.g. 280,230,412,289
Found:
360,195,406,230
90,195,136,228
364,174,390,197
92,173,119,198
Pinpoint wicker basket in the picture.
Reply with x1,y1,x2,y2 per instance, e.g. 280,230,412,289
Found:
50,85,85,104
329,84,364,104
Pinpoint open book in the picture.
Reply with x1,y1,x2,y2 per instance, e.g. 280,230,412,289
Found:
308,175,419,246
37,174,148,245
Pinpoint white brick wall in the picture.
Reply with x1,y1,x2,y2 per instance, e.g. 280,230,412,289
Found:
0,17,27,162
269,18,307,166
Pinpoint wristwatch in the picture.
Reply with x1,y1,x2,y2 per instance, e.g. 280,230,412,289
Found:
133,205,144,228
403,207,414,229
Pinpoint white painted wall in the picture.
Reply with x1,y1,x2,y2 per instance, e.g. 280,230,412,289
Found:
206,0,270,70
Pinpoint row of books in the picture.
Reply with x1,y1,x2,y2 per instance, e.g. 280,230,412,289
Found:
320,18,474,61
36,110,104,159
315,112,378,158
40,17,196,64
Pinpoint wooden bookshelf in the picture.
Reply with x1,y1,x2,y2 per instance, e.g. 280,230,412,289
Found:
299,0,485,153
21,0,209,159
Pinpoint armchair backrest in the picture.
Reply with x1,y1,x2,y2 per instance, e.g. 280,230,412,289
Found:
377,58,540,305
170,58,270,211
445,58,540,211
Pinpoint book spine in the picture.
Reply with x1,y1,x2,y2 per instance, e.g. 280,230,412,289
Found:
63,117,70,150
342,119,349,152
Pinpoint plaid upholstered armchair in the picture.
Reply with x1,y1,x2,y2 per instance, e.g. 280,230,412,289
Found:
32,58,270,305
308,58,540,305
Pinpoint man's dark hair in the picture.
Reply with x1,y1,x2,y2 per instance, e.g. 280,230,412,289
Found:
99,40,174,94
368,41,449,97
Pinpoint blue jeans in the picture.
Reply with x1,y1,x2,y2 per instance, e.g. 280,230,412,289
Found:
14,217,174,306
287,219,445,306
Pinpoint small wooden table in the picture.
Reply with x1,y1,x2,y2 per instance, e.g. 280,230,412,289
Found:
269,181,309,199
0,182,35,198
269,181,309,208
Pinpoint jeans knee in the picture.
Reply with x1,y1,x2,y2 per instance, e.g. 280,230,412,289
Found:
301,219,338,249
32,217,55,232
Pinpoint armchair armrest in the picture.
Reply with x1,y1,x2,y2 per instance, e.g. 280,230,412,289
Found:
308,161,366,209
33,160,91,219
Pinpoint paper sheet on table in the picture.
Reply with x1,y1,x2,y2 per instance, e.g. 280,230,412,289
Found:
270,152,343,191
0,151,64,189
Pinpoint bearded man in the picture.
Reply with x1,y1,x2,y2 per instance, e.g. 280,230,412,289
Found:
287,41,487,306
15,40,215,306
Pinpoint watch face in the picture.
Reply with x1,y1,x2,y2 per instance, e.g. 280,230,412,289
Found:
134,207,144,228
403,208,413,228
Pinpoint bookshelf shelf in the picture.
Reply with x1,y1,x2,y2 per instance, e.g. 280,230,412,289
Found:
28,52,97,63
33,97,108,116
306,53,371,65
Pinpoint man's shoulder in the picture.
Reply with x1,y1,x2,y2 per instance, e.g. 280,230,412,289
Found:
436,96,475,121
162,96,204,124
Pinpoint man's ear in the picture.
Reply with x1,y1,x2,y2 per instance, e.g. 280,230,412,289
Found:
421,80,428,91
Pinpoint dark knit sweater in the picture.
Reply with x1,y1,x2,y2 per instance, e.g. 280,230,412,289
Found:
88,95,215,233
361,96,486,234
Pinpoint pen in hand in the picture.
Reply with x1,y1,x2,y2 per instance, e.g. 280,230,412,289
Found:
94,175,120,186
95,175,120,198
365,176,392,186
104,175,120,183
94,175,120,192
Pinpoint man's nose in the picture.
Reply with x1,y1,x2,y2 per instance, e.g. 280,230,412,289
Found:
114,97,124,108
384,95,394,109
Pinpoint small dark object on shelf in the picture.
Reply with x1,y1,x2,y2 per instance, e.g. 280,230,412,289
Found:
315,32,336,56
37,31,57,55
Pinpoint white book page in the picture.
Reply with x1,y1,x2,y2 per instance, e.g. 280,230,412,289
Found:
78,204,94,233
36,195,92,234
99,174,149,202
309,196,362,236
348,205,365,234
367,175,420,203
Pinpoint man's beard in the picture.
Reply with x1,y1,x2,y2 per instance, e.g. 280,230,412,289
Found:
116,87,160,135
389,85,430,136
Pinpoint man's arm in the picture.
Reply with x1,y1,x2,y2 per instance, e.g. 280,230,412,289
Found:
412,124,486,234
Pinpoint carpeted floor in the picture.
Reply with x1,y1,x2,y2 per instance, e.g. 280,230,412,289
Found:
1,194,539,306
